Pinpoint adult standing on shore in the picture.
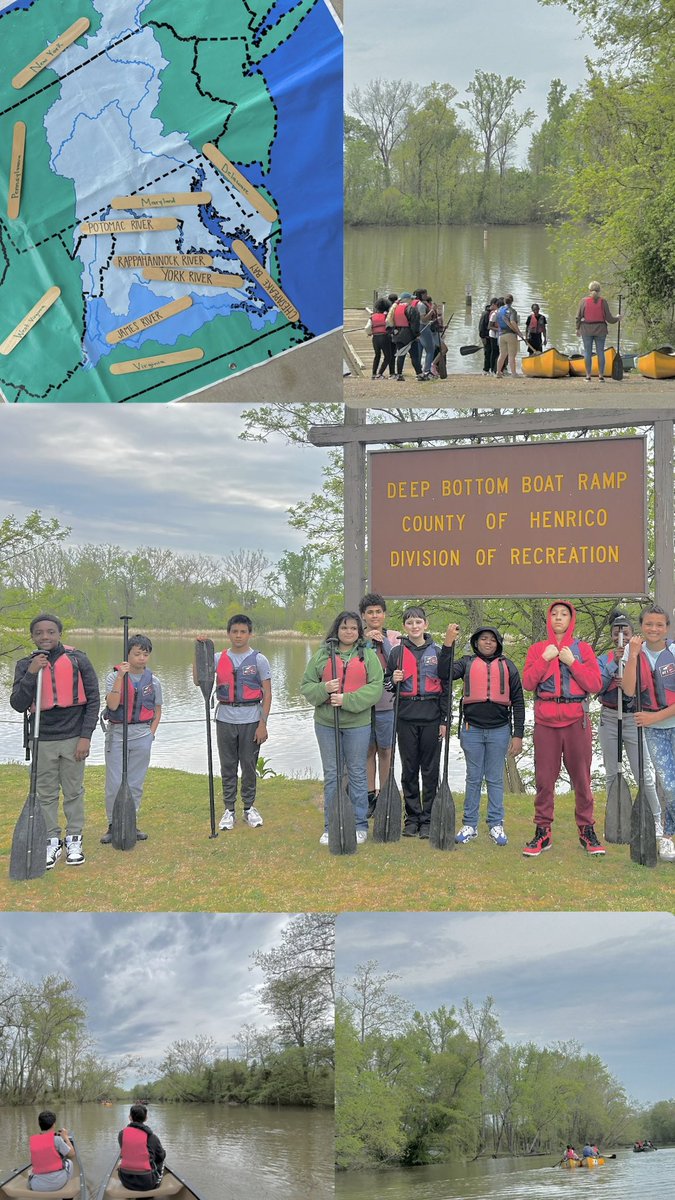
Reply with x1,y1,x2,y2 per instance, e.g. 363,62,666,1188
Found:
496,294,522,378
575,281,619,381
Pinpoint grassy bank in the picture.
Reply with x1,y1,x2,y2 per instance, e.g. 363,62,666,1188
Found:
0,765,671,913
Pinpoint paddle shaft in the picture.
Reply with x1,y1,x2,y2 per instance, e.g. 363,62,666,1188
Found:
25,668,44,875
194,639,217,837
205,694,216,838
616,628,625,773
120,616,130,786
384,673,402,834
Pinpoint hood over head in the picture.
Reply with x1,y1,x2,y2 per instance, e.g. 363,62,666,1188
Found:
546,600,577,645
470,626,503,659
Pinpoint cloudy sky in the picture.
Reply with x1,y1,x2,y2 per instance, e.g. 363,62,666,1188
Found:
336,911,675,1106
0,405,329,562
345,0,596,162
0,912,294,1083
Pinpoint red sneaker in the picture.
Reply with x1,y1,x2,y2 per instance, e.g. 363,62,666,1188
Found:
579,825,606,855
522,826,552,857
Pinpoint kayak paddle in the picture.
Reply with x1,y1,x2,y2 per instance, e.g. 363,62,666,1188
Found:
373,649,402,843
459,344,482,356
194,638,218,838
9,665,48,880
630,655,657,867
327,638,357,855
111,614,137,851
612,294,624,380
429,645,455,850
604,626,632,843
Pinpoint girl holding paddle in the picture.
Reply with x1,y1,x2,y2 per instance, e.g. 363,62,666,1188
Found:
300,611,383,846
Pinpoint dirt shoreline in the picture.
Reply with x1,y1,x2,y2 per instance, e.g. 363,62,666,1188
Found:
343,370,675,409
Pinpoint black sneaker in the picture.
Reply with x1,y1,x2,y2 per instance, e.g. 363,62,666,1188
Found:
579,825,606,855
136,830,149,841
403,822,418,837
100,825,112,844
523,825,552,857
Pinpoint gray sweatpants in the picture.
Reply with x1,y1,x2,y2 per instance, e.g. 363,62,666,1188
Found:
215,721,260,809
104,728,153,819
36,737,86,838
598,707,661,819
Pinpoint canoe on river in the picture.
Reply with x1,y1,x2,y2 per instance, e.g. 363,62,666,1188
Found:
0,1144,87,1199
636,349,675,379
95,1159,206,1200
522,348,571,378
569,347,617,377
560,1156,605,1169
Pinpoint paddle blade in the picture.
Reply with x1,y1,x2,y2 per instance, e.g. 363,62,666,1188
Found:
604,775,633,844
195,639,215,699
630,788,657,867
429,781,456,850
111,783,137,851
9,794,48,880
612,352,624,380
372,773,402,843
459,344,481,356
328,783,357,855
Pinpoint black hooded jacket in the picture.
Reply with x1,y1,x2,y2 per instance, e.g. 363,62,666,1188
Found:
438,626,525,736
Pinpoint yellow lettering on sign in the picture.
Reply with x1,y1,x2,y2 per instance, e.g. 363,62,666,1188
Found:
521,474,564,493
386,481,431,499
578,471,628,490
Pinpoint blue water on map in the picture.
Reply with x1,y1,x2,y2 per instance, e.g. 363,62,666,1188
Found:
0,0,34,13
250,0,342,336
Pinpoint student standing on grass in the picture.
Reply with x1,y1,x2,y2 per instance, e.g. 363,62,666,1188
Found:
300,611,383,845
439,623,525,847
101,634,162,844
522,601,604,857
194,615,271,830
386,605,447,838
10,614,99,869
359,592,401,818
622,603,675,862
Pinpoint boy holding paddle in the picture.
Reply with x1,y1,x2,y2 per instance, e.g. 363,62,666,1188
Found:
359,592,401,817
101,634,162,844
10,614,99,868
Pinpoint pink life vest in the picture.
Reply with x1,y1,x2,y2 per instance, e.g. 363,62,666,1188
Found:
36,647,86,711
393,302,410,328
463,657,510,705
120,1126,152,1173
30,1132,63,1174
582,295,606,323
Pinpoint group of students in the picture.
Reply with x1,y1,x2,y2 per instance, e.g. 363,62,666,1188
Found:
301,594,675,859
564,1142,602,1162
24,1105,165,1193
478,295,548,375
366,289,444,381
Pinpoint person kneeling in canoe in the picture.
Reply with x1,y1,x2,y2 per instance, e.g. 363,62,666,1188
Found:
28,1110,74,1193
118,1103,166,1192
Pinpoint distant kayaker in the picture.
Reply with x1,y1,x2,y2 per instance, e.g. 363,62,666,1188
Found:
582,1142,599,1158
28,1111,74,1193
118,1103,166,1192
564,1145,580,1161
575,281,619,381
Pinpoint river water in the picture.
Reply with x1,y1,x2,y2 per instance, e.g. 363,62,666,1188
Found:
335,1147,675,1199
0,1101,333,1200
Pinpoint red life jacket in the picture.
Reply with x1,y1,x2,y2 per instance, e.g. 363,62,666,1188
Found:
30,1132,63,1174
36,647,86,711
107,668,156,724
371,311,388,335
582,295,605,323
393,302,410,328
463,657,510,705
536,640,589,702
367,631,398,672
400,643,442,697
638,646,675,711
321,650,368,692
216,650,263,705
120,1126,152,1173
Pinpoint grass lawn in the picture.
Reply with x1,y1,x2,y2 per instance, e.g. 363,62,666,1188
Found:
0,764,672,913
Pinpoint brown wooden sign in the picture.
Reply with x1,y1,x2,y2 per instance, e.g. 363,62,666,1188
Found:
368,437,647,598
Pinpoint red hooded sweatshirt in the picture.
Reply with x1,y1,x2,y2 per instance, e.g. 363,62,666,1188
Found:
522,601,601,727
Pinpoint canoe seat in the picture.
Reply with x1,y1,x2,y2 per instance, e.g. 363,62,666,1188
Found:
3,1180,80,1200
105,1178,183,1198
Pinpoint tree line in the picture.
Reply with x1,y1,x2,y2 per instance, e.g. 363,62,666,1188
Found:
336,962,666,1169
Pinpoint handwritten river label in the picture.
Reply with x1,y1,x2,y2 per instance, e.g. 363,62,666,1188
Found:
231,239,299,322
141,267,241,288
78,217,178,236
106,295,192,345
0,287,61,355
109,347,204,374
7,122,25,220
111,192,212,209
202,143,278,223
12,18,91,89
113,254,214,269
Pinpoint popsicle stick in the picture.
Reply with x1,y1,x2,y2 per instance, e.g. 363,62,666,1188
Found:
109,347,204,374
7,121,26,220
12,18,90,89
0,287,60,356
113,254,213,268
142,267,241,288
78,217,178,235
111,192,211,209
232,240,299,322
106,295,192,344
202,143,277,223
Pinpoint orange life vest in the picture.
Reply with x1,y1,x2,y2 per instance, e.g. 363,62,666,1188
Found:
582,295,605,323
463,657,510,705
321,651,368,692
36,647,86,711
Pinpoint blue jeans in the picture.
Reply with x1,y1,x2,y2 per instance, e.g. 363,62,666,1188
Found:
315,721,370,831
644,726,675,836
419,325,435,374
581,332,606,376
459,722,511,827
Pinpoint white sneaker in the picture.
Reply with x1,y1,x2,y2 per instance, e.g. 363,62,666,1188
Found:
356,830,367,844
319,831,329,845
655,818,664,838
659,836,675,861
46,837,62,870
455,825,478,844
244,806,263,828
219,809,235,830
489,824,508,846
65,834,85,866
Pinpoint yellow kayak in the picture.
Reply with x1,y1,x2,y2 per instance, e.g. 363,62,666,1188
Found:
569,348,617,377
636,349,675,379
560,1156,605,1169
522,348,571,378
